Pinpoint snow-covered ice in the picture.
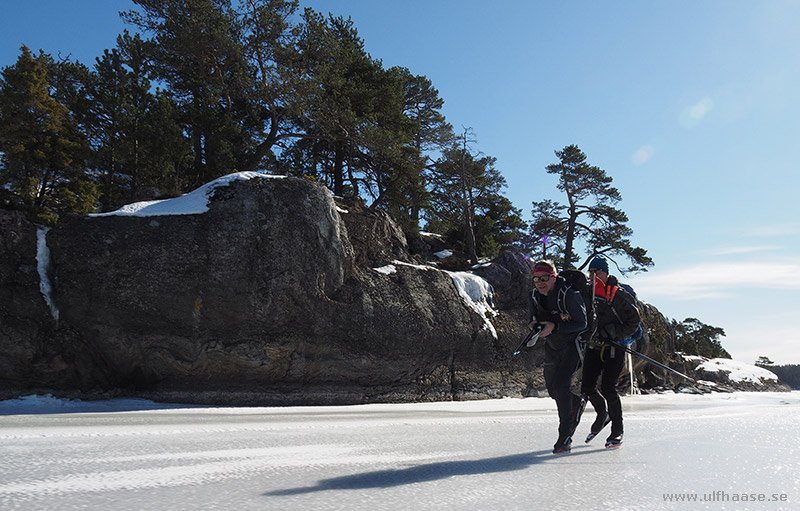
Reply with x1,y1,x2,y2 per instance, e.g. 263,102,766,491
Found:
1,392,797,510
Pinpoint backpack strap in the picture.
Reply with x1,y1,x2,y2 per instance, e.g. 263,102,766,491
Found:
609,287,624,324
557,284,569,314
531,289,545,318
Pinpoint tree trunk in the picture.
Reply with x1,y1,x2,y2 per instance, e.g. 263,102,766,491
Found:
563,208,578,269
239,111,280,171
464,193,477,265
193,128,204,187
346,142,358,198
333,144,344,196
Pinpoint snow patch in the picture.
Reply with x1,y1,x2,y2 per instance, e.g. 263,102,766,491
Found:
433,249,453,259
676,352,707,364
89,172,281,217
35,227,59,321
372,264,397,275
389,260,435,272
446,270,497,338
419,231,444,240
696,358,779,384
371,261,497,338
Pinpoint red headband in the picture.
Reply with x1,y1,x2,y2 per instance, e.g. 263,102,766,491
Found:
533,264,556,275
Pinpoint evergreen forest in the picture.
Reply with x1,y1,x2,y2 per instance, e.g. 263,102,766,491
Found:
1,0,741,360
0,0,651,269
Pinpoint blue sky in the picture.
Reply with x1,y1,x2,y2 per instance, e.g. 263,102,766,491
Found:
3,1,800,364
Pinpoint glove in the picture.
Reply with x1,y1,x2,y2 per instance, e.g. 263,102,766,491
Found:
620,336,635,347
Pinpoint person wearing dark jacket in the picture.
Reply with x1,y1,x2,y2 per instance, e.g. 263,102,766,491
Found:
528,260,588,454
581,255,641,448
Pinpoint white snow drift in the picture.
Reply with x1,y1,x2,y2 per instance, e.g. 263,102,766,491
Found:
89,171,281,217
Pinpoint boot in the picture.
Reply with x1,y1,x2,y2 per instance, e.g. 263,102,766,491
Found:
605,429,623,449
553,433,572,454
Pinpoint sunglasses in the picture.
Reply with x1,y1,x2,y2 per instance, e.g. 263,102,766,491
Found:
532,274,553,283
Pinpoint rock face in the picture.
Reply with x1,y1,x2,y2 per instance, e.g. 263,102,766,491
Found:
0,174,785,404
0,176,542,404
0,211,57,389
472,251,537,310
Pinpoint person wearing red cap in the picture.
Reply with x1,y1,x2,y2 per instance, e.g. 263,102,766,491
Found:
528,259,588,454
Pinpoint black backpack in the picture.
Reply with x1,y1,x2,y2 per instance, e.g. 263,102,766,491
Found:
557,269,597,338
617,282,644,345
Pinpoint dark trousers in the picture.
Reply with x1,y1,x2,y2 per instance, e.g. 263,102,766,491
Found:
581,345,626,434
543,339,583,438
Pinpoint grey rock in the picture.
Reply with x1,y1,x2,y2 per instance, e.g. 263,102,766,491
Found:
0,177,545,404
0,175,785,404
0,211,57,391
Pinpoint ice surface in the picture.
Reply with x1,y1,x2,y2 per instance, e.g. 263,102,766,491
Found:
1,392,797,510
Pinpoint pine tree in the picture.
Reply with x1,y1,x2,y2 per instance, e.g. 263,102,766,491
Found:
237,0,302,170
673,318,730,359
426,129,520,264
292,13,385,197
85,32,190,210
88,41,141,208
527,198,567,264
474,196,526,259
394,68,453,232
354,66,423,230
755,356,774,368
122,0,436,225
530,144,652,272
280,11,429,213
0,46,97,223
124,0,253,187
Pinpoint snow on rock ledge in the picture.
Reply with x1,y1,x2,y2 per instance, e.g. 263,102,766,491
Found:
695,358,779,385
446,270,497,338
90,171,282,217
676,353,788,391
373,260,498,338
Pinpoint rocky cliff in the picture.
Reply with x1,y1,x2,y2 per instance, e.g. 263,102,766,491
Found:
0,173,787,404
1,174,547,405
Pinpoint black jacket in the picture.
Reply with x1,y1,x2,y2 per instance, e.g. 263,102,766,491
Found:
592,276,641,346
528,276,588,348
